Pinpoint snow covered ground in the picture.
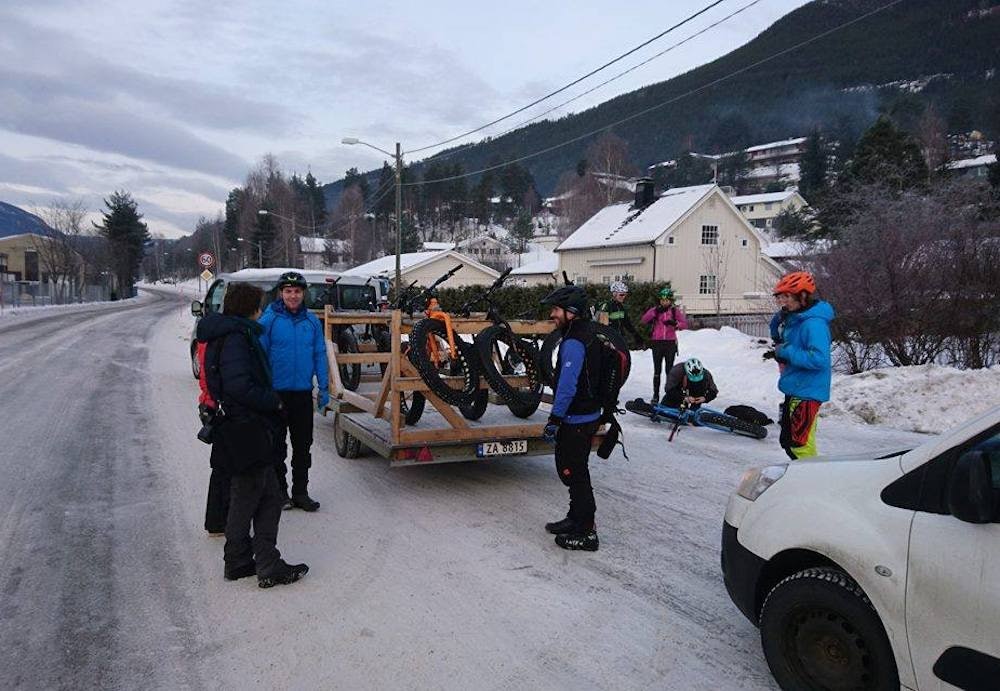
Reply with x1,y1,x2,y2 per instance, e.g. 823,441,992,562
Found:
128,303,997,688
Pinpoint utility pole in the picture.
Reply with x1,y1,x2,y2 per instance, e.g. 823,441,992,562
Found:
395,141,403,291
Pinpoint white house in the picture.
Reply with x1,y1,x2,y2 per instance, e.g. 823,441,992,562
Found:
946,153,996,181
510,252,558,286
344,249,499,288
298,236,350,271
729,189,809,234
556,182,783,314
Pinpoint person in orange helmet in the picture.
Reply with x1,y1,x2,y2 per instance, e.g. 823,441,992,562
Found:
767,271,833,459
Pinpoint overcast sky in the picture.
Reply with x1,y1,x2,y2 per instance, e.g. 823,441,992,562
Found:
0,0,810,238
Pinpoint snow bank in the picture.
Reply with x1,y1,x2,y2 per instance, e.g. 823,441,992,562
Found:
0,292,151,322
825,364,1000,433
623,326,1000,435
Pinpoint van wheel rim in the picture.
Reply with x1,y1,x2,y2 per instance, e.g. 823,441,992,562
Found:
785,607,873,689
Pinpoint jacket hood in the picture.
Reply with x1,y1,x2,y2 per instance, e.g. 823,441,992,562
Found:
787,299,834,326
197,312,261,341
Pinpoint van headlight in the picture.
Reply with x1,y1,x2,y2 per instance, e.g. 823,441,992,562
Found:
736,464,787,501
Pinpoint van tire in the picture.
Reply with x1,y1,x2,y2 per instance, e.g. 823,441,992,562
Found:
190,342,201,380
759,567,898,691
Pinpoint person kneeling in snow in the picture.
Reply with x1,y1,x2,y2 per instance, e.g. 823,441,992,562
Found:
769,271,834,460
661,357,718,409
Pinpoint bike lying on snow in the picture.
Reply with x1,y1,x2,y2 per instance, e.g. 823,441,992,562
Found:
624,398,768,440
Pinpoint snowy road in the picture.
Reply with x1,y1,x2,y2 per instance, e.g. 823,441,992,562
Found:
0,292,932,689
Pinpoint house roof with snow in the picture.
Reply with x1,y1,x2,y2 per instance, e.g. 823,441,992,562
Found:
511,253,558,276
743,162,800,180
422,241,455,251
946,153,997,170
746,137,807,153
342,249,500,279
556,184,717,251
729,190,803,206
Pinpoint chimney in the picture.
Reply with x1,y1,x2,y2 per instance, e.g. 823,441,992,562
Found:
634,177,656,209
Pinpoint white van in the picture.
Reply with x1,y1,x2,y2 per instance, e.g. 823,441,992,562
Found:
722,406,1000,690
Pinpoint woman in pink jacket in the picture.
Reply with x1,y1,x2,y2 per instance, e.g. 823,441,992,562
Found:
641,287,688,403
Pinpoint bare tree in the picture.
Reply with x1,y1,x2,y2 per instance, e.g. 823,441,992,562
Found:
553,170,604,237
586,132,638,205
916,105,949,176
33,199,88,302
332,185,367,263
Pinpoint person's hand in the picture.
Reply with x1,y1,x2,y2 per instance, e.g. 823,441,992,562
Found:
543,418,560,444
762,349,776,361
692,396,706,404
317,389,330,412
773,346,789,364
665,318,677,326
655,305,667,314
198,403,214,424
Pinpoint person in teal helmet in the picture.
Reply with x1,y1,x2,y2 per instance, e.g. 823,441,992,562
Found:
640,287,688,403
661,357,718,408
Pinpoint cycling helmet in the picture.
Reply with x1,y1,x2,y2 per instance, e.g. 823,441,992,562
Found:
609,280,628,294
658,287,674,300
541,285,589,316
276,271,308,290
773,271,816,296
684,357,705,382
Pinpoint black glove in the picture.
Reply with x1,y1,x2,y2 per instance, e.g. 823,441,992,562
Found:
665,318,677,326
198,403,214,425
762,349,776,361
543,415,562,444
655,305,667,314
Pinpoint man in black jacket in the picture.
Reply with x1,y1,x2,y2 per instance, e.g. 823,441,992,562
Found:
540,285,602,552
199,282,309,588
660,357,718,409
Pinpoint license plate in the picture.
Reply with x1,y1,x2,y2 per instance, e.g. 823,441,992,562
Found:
477,439,528,457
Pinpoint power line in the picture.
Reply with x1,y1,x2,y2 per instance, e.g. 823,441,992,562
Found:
406,0,730,155
426,0,764,165
402,0,906,188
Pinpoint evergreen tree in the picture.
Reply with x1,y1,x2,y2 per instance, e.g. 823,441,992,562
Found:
498,163,535,219
343,168,370,203
95,190,149,296
223,187,244,249
470,173,495,227
400,217,421,253
799,129,828,201
847,116,928,191
511,208,534,253
667,152,713,188
304,172,328,225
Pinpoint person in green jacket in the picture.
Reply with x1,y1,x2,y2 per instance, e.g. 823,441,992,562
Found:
596,280,642,348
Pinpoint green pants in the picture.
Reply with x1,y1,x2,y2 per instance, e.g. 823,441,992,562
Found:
780,396,821,459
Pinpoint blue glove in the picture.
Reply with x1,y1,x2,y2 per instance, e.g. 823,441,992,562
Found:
317,389,330,412
543,419,560,445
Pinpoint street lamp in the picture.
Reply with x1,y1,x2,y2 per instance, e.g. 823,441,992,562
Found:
342,137,404,292
237,236,263,268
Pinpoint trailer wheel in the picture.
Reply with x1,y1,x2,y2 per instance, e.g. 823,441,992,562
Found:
333,411,362,458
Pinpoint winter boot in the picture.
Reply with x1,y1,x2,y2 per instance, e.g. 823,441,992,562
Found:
652,375,661,405
258,562,309,589
545,516,579,535
279,488,293,511
291,493,320,512
224,561,257,581
555,530,600,552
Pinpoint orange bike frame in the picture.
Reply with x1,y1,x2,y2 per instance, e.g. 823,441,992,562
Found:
423,296,459,364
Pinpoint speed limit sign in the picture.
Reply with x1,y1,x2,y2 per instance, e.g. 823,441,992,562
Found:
198,252,215,268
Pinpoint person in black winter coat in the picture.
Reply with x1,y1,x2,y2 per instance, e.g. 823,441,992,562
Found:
198,282,309,588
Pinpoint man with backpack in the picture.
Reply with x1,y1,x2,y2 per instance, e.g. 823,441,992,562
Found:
539,285,604,552
641,287,688,404
768,271,834,459
596,280,642,348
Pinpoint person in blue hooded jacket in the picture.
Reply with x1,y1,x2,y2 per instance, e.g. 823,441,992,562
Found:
769,271,834,459
258,271,329,511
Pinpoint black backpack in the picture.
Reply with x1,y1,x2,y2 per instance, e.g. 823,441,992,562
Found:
590,325,632,460
724,404,774,427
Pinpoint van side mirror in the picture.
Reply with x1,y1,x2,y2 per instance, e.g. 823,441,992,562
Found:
947,451,995,524
191,300,203,317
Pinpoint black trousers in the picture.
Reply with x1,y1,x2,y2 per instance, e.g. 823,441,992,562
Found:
651,340,678,399
224,465,283,577
274,390,314,496
554,421,600,531
204,467,230,533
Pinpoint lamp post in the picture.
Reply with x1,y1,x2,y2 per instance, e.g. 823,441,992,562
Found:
237,236,263,268
342,137,403,293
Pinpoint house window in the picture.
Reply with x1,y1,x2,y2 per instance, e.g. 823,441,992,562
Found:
741,238,749,247
575,275,588,285
701,225,719,245
747,205,755,212
602,276,610,284
667,236,675,245
765,202,773,210
699,275,717,294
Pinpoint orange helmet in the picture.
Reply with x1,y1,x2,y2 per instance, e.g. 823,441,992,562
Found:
773,271,816,296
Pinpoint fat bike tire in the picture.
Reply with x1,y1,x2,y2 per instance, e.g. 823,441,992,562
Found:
408,319,480,407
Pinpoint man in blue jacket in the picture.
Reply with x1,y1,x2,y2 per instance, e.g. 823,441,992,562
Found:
259,271,330,511
769,271,834,459
540,285,602,552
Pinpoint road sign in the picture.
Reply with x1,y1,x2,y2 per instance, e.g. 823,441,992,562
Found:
200,270,214,282
198,252,215,268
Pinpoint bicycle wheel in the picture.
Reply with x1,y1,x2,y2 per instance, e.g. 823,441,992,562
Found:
408,318,480,407
475,325,542,417
459,389,489,420
399,390,425,425
338,329,361,391
696,410,768,439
